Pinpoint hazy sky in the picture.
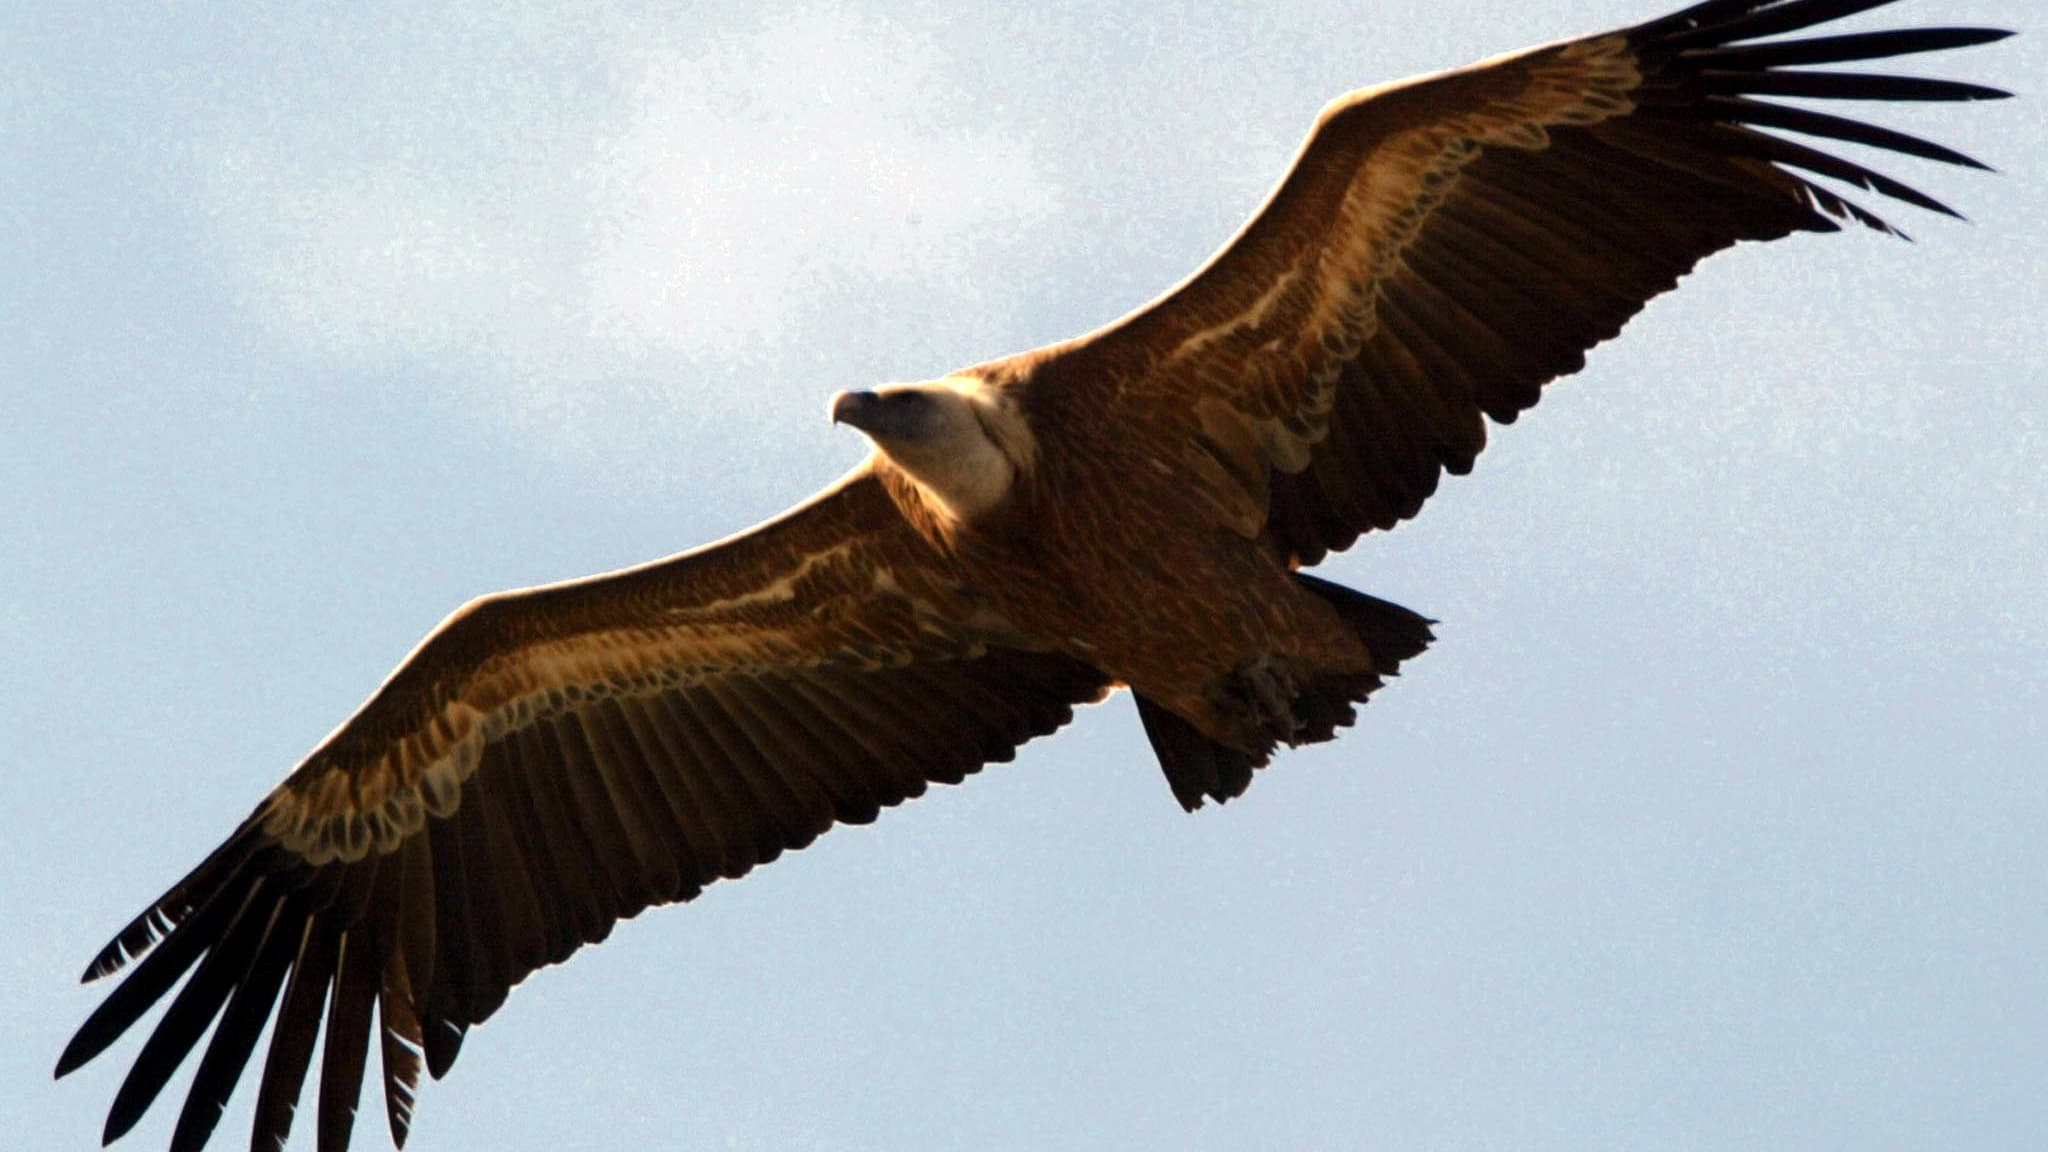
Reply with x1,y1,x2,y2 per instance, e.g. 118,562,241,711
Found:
7,2,2045,1149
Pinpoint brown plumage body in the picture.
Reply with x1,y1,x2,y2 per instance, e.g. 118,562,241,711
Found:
57,3,2012,1151
872,355,1377,752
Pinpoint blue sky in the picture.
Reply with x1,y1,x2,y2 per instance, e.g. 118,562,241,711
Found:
6,2,2045,1149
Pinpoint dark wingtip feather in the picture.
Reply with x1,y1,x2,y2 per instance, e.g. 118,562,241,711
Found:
1655,0,1913,53
59,869,262,1083
252,917,342,1152
423,1019,467,1081
1625,2,2012,236
168,902,302,1152
101,882,277,1146
83,924,156,986
56,1033,94,1080
82,822,271,984
1741,130,1964,218
379,987,428,1148
385,1052,421,1150
82,904,185,987
1702,69,2013,103
1689,27,2017,71
1687,96,1997,170
1802,183,1905,237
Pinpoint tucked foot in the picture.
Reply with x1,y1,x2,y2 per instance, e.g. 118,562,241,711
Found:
1212,654,1311,747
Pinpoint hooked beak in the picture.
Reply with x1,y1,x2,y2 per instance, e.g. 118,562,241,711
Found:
832,389,932,442
829,390,878,429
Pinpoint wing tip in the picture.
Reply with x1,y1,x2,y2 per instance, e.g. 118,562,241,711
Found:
101,1093,148,1147
82,911,169,985
54,1042,91,1082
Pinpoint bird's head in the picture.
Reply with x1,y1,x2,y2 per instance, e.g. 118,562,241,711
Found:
829,384,963,447
830,376,1034,522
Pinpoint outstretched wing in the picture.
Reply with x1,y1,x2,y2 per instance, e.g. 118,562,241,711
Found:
1023,0,2010,563
59,466,1109,1152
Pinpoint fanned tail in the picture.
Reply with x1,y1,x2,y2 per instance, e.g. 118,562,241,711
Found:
1138,575,1433,812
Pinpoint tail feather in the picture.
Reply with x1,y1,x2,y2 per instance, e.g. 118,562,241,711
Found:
1136,575,1434,812
1135,693,1258,813
1293,573,1435,673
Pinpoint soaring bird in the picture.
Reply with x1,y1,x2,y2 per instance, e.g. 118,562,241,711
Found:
59,2,2011,1149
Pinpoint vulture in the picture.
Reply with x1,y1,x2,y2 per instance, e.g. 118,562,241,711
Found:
61,1,2011,1149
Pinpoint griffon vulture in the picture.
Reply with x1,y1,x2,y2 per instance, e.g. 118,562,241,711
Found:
60,1,2011,1149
